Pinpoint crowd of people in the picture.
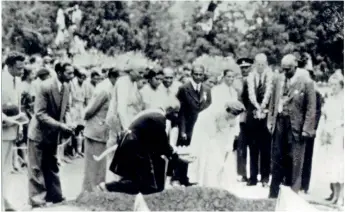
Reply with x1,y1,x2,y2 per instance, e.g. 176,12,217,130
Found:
1,49,344,211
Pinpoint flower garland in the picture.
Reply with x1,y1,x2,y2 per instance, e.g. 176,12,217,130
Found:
247,67,273,111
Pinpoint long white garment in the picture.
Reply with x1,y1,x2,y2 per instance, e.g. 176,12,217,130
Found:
310,91,344,195
187,102,240,189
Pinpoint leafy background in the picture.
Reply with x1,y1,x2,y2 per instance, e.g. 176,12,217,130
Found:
2,1,343,79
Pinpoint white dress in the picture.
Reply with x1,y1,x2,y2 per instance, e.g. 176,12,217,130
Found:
310,90,344,194
187,103,240,190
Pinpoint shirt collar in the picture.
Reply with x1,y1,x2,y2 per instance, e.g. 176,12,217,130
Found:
55,77,63,92
190,79,200,90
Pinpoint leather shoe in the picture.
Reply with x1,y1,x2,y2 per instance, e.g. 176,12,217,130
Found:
50,197,66,204
183,181,197,187
262,182,269,187
247,180,257,186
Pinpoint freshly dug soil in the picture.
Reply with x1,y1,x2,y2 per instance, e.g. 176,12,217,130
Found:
70,191,137,211
143,187,277,211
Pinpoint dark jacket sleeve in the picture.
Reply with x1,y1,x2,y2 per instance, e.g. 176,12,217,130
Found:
176,87,186,135
35,84,62,130
303,80,316,137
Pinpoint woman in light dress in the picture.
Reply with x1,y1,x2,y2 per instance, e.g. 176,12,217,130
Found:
311,72,344,206
187,100,244,190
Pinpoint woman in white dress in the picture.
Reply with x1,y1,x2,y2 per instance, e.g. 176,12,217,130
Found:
187,101,245,190
311,72,344,206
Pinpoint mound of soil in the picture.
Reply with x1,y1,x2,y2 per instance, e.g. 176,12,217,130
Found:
143,187,277,211
56,188,277,211
70,191,136,211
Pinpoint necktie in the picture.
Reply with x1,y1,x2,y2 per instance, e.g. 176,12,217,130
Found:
283,77,289,96
196,84,200,95
13,77,16,89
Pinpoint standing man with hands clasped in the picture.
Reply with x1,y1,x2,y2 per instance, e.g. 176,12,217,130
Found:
171,65,212,187
267,54,316,198
27,62,75,208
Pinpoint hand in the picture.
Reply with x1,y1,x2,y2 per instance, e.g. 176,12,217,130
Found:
179,155,196,164
180,133,187,140
60,123,74,135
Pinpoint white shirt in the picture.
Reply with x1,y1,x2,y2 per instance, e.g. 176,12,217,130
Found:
190,79,201,92
254,71,265,87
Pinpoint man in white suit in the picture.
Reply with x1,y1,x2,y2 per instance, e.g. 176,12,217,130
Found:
2,52,26,211
82,68,120,192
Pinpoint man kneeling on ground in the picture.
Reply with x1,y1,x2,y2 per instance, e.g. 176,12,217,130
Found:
95,100,194,195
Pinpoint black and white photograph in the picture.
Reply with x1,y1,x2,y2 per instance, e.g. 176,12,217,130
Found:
1,0,344,211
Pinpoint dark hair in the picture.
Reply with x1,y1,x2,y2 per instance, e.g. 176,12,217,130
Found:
55,62,72,74
91,71,100,78
144,70,157,80
108,68,120,79
21,67,33,81
29,57,36,64
223,69,232,77
5,52,25,66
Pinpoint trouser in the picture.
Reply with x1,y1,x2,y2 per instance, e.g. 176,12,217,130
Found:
248,119,271,183
269,115,306,198
82,138,107,192
301,137,315,192
237,123,248,178
172,137,191,184
28,140,63,205
106,178,164,195
2,140,15,209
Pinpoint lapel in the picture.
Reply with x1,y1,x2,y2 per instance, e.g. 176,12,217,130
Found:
59,83,70,121
287,77,302,98
186,82,199,103
51,78,61,113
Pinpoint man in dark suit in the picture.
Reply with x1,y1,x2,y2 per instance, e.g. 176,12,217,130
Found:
27,62,75,207
245,54,273,187
171,65,212,186
234,58,253,182
236,57,253,183
267,54,316,198
96,102,193,194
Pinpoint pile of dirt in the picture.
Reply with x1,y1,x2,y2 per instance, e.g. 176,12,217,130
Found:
55,188,277,211
69,191,136,211
143,187,276,211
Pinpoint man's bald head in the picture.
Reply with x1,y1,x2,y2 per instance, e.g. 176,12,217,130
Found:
281,54,297,67
255,53,268,64
254,53,268,74
281,54,298,79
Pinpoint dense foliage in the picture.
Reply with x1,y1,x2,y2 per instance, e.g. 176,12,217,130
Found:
2,1,343,76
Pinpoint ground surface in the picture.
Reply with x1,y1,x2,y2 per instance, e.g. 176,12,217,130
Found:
6,158,341,211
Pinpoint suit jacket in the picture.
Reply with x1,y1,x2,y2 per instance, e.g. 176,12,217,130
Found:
28,77,70,143
83,79,113,142
315,91,324,130
176,82,212,145
109,110,178,193
2,69,22,140
267,70,316,142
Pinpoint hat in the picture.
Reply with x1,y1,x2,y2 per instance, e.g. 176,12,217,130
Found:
36,68,50,77
225,101,245,116
236,58,253,68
